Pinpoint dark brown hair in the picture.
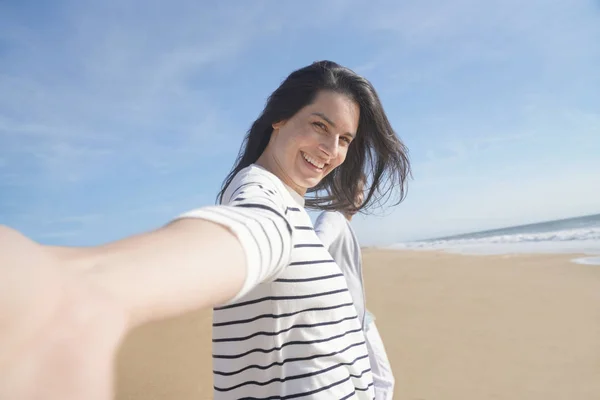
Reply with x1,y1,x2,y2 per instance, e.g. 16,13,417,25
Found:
218,60,411,213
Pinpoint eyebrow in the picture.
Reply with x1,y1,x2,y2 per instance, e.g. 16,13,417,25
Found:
311,112,356,139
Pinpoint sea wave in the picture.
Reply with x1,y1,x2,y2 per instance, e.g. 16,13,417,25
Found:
426,227,600,246
390,228,600,261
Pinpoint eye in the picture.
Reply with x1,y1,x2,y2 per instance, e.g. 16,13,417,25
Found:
340,136,352,145
312,121,328,131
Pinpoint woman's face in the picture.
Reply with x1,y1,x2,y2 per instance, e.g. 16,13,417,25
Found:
260,91,360,195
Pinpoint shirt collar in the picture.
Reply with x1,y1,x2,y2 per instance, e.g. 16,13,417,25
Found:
250,163,306,207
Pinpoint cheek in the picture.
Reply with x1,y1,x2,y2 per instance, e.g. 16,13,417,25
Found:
276,129,301,156
285,125,313,149
332,151,347,168
298,127,319,146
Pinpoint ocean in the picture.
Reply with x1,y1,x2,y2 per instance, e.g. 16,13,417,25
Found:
392,213,600,265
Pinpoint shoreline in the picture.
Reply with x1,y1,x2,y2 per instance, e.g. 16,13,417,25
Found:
363,246,600,265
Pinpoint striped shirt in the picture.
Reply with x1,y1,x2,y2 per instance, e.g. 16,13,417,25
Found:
179,164,374,399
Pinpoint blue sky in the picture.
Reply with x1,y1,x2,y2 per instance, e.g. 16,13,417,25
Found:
1,0,599,246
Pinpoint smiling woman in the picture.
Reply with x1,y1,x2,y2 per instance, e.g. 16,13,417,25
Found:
258,91,360,195
0,61,411,400
220,60,410,214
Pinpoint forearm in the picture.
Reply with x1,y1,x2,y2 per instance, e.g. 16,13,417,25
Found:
48,219,246,329
45,245,98,270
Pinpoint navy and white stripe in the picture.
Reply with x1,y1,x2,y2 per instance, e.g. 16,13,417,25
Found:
179,165,374,399
178,168,293,303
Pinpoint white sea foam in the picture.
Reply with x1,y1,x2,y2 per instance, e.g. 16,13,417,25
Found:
390,227,600,265
572,257,600,266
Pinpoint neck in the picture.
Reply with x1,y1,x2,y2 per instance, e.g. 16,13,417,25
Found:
256,151,306,197
343,212,354,221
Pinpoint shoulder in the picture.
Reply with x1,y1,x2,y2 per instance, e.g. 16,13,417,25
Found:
315,211,346,228
222,165,291,206
314,211,348,248
227,164,283,193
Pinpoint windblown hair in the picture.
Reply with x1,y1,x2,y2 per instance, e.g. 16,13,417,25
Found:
218,60,411,214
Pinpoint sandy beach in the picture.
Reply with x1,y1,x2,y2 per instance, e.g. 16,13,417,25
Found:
115,250,600,400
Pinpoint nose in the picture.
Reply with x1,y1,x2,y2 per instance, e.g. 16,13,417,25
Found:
319,135,339,159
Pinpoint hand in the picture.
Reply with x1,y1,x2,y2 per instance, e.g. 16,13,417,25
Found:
0,226,128,400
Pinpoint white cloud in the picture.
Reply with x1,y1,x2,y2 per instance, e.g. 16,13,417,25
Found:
2,0,599,244
0,1,277,185
348,0,600,92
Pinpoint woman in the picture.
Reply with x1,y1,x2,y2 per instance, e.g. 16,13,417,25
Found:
0,61,410,400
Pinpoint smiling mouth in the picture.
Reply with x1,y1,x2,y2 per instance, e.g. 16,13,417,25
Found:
301,152,328,171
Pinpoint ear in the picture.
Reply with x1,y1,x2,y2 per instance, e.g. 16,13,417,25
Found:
272,120,287,131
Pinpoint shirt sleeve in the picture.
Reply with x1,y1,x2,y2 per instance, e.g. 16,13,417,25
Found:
364,309,376,331
314,211,346,249
175,169,294,303
365,320,395,400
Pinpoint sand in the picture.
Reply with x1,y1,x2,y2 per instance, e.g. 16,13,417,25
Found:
115,250,600,400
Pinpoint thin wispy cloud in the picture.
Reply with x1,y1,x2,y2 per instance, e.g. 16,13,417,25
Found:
1,0,599,245
0,1,274,186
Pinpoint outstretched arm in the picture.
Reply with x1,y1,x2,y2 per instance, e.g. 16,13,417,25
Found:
0,219,248,400
0,172,294,400
50,172,293,328
61,218,248,328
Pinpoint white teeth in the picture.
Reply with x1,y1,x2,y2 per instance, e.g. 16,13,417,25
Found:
302,153,325,169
